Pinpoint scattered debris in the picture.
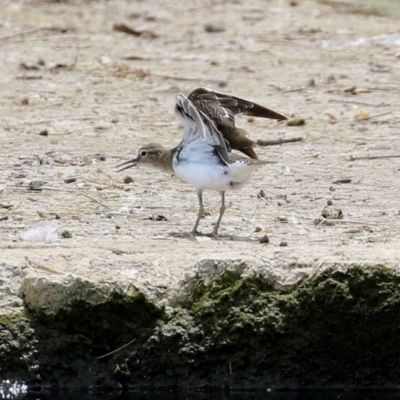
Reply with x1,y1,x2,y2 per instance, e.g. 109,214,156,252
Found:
123,55,151,61
277,216,288,223
321,206,343,220
21,222,60,242
113,23,161,39
20,58,76,71
204,23,226,33
354,109,370,120
349,155,400,161
38,212,60,220
63,177,77,184
25,256,63,275
257,189,266,199
287,117,306,126
327,113,337,124
149,213,168,221
257,137,303,146
61,230,72,238
314,218,336,226
329,99,388,107
258,234,269,244
28,179,46,190
333,178,351,184
344,85,357,94
124,176,133,184
0,26,71,42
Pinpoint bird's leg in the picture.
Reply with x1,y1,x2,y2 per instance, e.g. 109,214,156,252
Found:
212,191,226,236
192,189,204,235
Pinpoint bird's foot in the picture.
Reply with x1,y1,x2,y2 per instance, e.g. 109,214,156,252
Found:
191,229,218,237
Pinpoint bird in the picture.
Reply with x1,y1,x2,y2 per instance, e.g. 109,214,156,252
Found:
117,89,279,236
188,87,287,159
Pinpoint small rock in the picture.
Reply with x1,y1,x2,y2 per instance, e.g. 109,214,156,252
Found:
204,23,226,33
321,206,343,220
61,230,72,239
258,234,269,244
257,189,266,199
287,117,305,126
149,213,168,221
28,179,46,190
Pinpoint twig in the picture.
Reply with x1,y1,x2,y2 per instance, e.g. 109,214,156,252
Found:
241,202,259,229
25,256,64,275
187,0,230,11
0,26,70,42
348,155,400,161
257,137,303,146
329,99,389,107
80,192,110,210
319,219,377,226
16,185,110,209
145,256,178,283
283,87,306,93
95,338,136,359
152,72,225,85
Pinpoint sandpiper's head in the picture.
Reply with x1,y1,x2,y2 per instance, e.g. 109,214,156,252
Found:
116,143,168,172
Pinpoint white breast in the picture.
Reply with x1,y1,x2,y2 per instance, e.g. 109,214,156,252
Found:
173,155,257,192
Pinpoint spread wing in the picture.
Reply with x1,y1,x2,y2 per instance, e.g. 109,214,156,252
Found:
188,87,287,126
174,94,230,166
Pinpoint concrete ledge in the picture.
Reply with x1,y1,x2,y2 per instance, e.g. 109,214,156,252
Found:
1,260,400,389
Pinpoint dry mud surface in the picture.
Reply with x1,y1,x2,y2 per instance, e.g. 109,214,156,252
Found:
1,0,400,310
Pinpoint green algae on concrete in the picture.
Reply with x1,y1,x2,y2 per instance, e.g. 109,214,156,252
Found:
0,312,38,382
19,275,164,387
128,263,400,387
5,263,400,388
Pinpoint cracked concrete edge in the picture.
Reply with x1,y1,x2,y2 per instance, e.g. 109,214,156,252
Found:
3,258,400,317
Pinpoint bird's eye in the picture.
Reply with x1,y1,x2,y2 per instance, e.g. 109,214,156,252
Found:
140,150,148,157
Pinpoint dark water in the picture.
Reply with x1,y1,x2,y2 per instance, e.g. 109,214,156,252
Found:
13,389,400,400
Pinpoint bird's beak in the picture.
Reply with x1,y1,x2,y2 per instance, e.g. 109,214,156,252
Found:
115,157,139,172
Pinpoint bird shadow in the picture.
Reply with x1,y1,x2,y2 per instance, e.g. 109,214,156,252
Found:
168,231,257,242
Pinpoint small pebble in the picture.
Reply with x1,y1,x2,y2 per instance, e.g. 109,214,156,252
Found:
61,230,72,238
257,189,266,199
204,23,226,33
258,234,269,244
64,177,77,184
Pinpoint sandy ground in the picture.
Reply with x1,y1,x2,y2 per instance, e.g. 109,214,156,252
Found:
1,0,400,310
